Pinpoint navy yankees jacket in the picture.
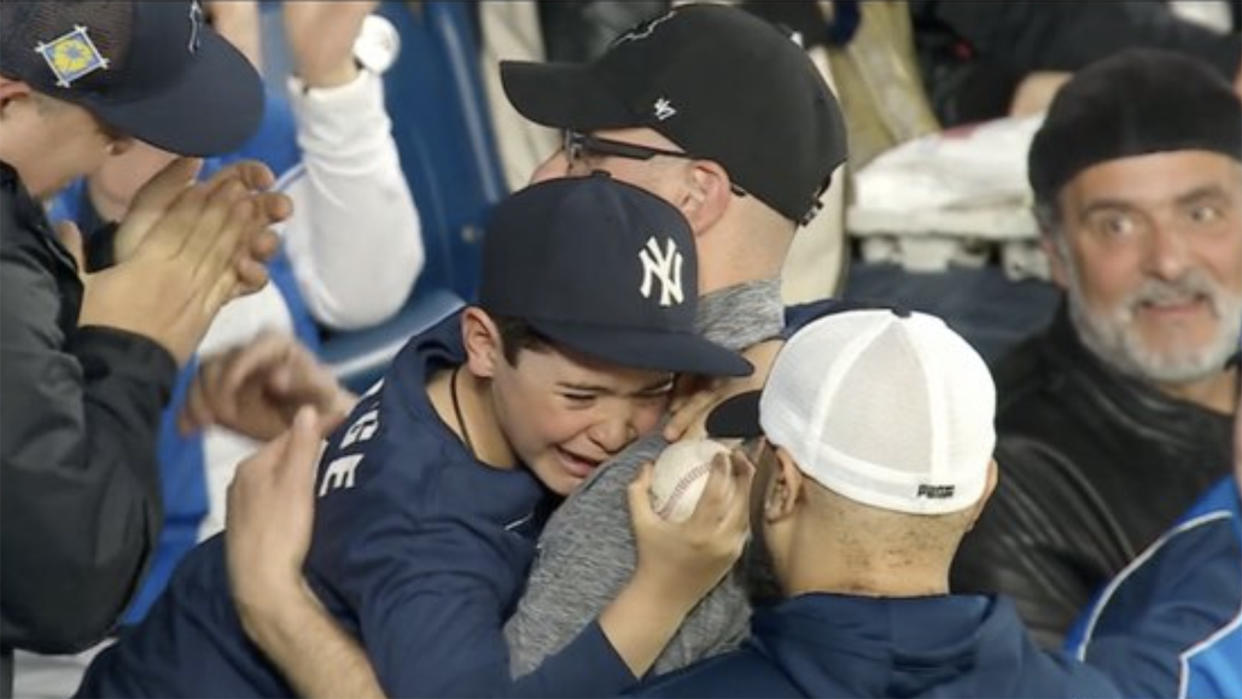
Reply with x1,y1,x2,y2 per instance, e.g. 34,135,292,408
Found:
633,594,1120,698
77,312,635,697
1068,476,1242,699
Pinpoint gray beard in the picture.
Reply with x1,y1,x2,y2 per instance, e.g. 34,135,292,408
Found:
1062,247,1242,384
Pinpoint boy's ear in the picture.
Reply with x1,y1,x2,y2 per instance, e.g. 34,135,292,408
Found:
0,77,33,114
461,307,504,379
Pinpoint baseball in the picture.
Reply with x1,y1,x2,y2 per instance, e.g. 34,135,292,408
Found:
650,438,732,523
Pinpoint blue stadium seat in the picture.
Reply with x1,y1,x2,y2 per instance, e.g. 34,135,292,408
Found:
320,288,466,394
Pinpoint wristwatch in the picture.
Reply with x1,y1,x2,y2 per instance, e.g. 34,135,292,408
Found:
352,13,400,75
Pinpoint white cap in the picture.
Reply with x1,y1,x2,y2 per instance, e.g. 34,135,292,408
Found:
713,309,997,515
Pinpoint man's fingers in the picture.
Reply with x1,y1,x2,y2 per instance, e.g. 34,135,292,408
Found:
131,157,203,215
279,406,323,494
663,391,715,441
206,160,276,193
222,332,296,394
687,454,733,527
182,178,251,266
234,256,270,296
723,450,757,534
256,191,293,226
627,461,661,528
132,182,211,259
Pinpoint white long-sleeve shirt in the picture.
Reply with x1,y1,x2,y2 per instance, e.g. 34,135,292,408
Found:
196,68,422,539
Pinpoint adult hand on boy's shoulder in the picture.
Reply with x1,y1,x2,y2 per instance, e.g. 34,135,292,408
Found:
662,339,785,442
226,407,322,640
225,410,387,698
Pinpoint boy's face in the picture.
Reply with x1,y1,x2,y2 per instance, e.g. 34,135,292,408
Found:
490,345,673,495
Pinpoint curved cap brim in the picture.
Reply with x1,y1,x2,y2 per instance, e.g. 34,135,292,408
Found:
80,29,262,156
528,318,753,378
705,390,762,439
500,60,637,131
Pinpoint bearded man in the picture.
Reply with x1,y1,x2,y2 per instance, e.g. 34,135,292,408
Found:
950,48,1242,648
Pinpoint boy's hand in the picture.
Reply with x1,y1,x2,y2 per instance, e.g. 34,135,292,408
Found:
626,450,756,610
284,1,378,88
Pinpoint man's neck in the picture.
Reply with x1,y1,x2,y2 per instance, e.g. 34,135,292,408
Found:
783,551,951,599
426,366,516,468
1154,365,1239,415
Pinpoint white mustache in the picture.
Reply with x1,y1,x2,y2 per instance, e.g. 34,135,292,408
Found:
1126,272,1222,314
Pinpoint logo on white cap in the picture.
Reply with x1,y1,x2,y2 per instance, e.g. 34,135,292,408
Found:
638,236,685,307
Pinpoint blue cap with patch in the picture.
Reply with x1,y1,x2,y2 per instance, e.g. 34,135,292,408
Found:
1,0,262,157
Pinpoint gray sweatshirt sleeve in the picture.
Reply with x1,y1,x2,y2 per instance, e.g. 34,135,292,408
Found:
504,433,751,677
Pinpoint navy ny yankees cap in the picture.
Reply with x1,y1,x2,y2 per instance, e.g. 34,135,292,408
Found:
0,0,262,156
500,3,847,226
479,173,752,377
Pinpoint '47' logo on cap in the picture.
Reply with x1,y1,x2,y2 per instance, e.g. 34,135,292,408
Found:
639,236,684,307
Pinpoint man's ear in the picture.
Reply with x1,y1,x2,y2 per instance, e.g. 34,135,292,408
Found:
764,447,805,523
965,458,1000,531
1041,232,1071,289
680,159,732,233
0,77,33,114
460,307,504,379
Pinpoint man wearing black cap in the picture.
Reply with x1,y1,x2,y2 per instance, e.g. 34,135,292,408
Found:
499,3,849,675
78,174,756,698
951,49,1242,647
0,0,287,687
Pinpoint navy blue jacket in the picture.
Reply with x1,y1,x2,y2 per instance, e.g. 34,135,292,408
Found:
1068,477,1242,699
634,594,1119,697
78,312,635,697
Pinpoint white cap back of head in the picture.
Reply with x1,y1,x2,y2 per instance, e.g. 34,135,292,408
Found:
759,309,996,515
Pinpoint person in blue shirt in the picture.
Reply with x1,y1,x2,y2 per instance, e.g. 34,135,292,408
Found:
77,173,757,698
635,308,1121,698
1068,372,1242,699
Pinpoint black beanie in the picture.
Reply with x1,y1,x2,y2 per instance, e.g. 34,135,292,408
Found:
1029,49,1242,201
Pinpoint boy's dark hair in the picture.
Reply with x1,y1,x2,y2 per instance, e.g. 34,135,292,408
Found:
489,313,554,366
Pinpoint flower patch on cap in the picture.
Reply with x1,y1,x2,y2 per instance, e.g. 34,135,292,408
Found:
34,25,109,88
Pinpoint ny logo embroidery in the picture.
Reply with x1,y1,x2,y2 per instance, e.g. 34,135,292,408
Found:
653,98,677,121
638,236,685,307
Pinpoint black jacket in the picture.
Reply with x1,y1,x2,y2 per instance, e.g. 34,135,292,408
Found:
0,162,176,655
951,306,1235,649
911,0,1242,125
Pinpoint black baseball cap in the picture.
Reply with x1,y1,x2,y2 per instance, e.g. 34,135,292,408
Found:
500,4,848,226
0,1,263,157
479,173,752,377
1029,49,1242,201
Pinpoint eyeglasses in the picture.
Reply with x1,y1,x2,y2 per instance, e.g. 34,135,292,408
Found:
562,130,749,198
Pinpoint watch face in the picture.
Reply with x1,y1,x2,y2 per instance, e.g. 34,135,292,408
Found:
353,13,400,74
